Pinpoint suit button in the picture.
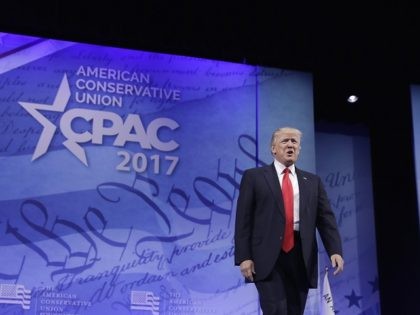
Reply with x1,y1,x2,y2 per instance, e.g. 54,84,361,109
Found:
279,236,283,240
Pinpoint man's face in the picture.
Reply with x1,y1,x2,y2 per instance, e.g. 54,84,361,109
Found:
271,130,301,166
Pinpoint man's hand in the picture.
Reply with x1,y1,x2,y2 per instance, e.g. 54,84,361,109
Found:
330,254,344,275
240,259,255,281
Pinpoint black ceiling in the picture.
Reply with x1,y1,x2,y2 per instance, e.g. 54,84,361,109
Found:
1,2,420,124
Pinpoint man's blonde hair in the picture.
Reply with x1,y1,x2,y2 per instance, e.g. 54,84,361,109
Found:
270,127,302,148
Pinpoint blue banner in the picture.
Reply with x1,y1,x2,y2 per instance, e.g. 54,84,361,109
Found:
316,132,381,315
0,32,314,314
410,85,420,227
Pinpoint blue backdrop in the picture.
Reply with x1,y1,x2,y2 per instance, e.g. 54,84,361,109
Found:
316,131,380,315
0,32,317,314
410,85,420,228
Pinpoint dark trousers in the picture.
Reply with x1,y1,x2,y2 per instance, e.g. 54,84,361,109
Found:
255,232,309,315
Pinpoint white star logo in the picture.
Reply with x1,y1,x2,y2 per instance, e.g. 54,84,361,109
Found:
19,74,71,162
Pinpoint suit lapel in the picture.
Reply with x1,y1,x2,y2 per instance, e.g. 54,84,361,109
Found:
263,165,311,219
263,164,284,215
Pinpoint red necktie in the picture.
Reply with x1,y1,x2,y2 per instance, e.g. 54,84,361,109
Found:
282,168,294,252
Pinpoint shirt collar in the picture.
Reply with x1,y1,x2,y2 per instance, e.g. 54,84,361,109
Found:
274,159,296,176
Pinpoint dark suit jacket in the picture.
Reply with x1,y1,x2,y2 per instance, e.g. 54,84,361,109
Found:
234,163,342,288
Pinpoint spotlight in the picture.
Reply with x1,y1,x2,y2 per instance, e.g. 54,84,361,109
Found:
347,95,358,103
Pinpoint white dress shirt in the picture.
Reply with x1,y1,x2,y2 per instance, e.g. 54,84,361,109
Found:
274,159,300,231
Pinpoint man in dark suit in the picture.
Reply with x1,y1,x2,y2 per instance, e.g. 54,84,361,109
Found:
234,127,344,315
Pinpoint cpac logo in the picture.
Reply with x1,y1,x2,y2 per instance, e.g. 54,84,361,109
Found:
19,74,179,166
